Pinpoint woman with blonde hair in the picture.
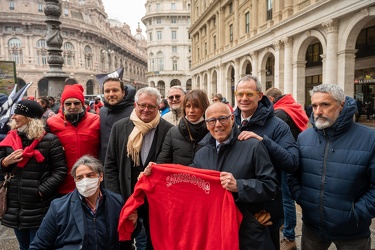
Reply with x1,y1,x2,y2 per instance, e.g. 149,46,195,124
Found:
0,100,67,250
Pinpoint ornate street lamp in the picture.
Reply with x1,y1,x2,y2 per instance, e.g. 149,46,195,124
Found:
44,0,68,97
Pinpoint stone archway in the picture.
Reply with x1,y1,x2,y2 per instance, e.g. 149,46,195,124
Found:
38,78,49,97
86,80,94,95
170,79,181,87
157,80,166,97
186,79,192,91
211,70,218,94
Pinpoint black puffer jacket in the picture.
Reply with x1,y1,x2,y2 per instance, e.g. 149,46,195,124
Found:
99,85,135,163
157,118,208,165
0,132,67,229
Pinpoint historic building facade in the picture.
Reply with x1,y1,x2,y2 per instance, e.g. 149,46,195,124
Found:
189,0,375,109
142,0,192,97
0,0,147,99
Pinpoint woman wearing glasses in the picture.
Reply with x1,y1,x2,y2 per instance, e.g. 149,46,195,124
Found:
157,89,210,165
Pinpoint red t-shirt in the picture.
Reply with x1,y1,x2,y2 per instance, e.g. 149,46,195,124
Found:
118,164,242,250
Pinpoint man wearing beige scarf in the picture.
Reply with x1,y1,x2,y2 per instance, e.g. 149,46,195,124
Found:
104,87,173,250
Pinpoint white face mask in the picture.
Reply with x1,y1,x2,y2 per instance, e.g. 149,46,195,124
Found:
76,177,99,197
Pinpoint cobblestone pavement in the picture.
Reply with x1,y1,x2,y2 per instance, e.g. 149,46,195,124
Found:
0,120,374,249
0,206,374,250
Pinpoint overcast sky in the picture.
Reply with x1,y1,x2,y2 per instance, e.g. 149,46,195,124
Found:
102,0,147,35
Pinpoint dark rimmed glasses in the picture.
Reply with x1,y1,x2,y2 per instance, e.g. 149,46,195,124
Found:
64,101,81,106
168,95,181,101
136,103,157,111
235,91,259,98
205,115,231,126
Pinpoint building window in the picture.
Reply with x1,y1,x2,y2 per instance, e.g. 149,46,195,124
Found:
63,42,75,66
149,53,154,71
64,8,69,16
149,32,153,41
172,60,177,70
205,42,207,56
9,0,14,10
171,3,176,10
171,31,177,40
157,51,164,71
229,2,233,14
245,12,250,33
189,60,191,69
229,24,233,42
64,42,74,51
8,38,21,47
156,3,160,11
172,46,177,53
213,35,216,51
171,17,177,23
267,0,273,20
84,45,93,68
189,46,191,53
156,18,161,24
356,25,375,58
8,38,23,64
38,3,43,12
36,39,47,65
151,59,155,71
157,31,162,40
306,43,323,67
148,5,151,12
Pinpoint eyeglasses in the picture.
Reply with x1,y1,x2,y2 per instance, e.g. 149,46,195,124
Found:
137,103,157,111
235,91,259,98
168,95,181,101
64,101,81,106
205,115,231,126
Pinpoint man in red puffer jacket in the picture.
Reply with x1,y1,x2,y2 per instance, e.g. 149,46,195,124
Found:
47,84,100,196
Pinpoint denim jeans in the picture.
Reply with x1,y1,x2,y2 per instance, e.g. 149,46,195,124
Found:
14,228,38,250
281,171,296,240
135,218,147,250
301,223,371,250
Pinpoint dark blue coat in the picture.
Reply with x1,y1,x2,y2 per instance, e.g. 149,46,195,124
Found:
289,96,375,241
192,126,279,250
234,96,298,229
29,188,124,250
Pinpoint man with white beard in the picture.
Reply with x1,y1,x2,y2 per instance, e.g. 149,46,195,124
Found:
289,84,375,250
162,86,186,126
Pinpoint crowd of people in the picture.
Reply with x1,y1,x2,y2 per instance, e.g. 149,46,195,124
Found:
0,77,374,250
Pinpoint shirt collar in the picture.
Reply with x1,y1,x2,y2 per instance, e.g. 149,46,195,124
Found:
215,138,230,148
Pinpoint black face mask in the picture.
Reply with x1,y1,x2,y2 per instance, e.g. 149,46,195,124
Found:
65,110,86,127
